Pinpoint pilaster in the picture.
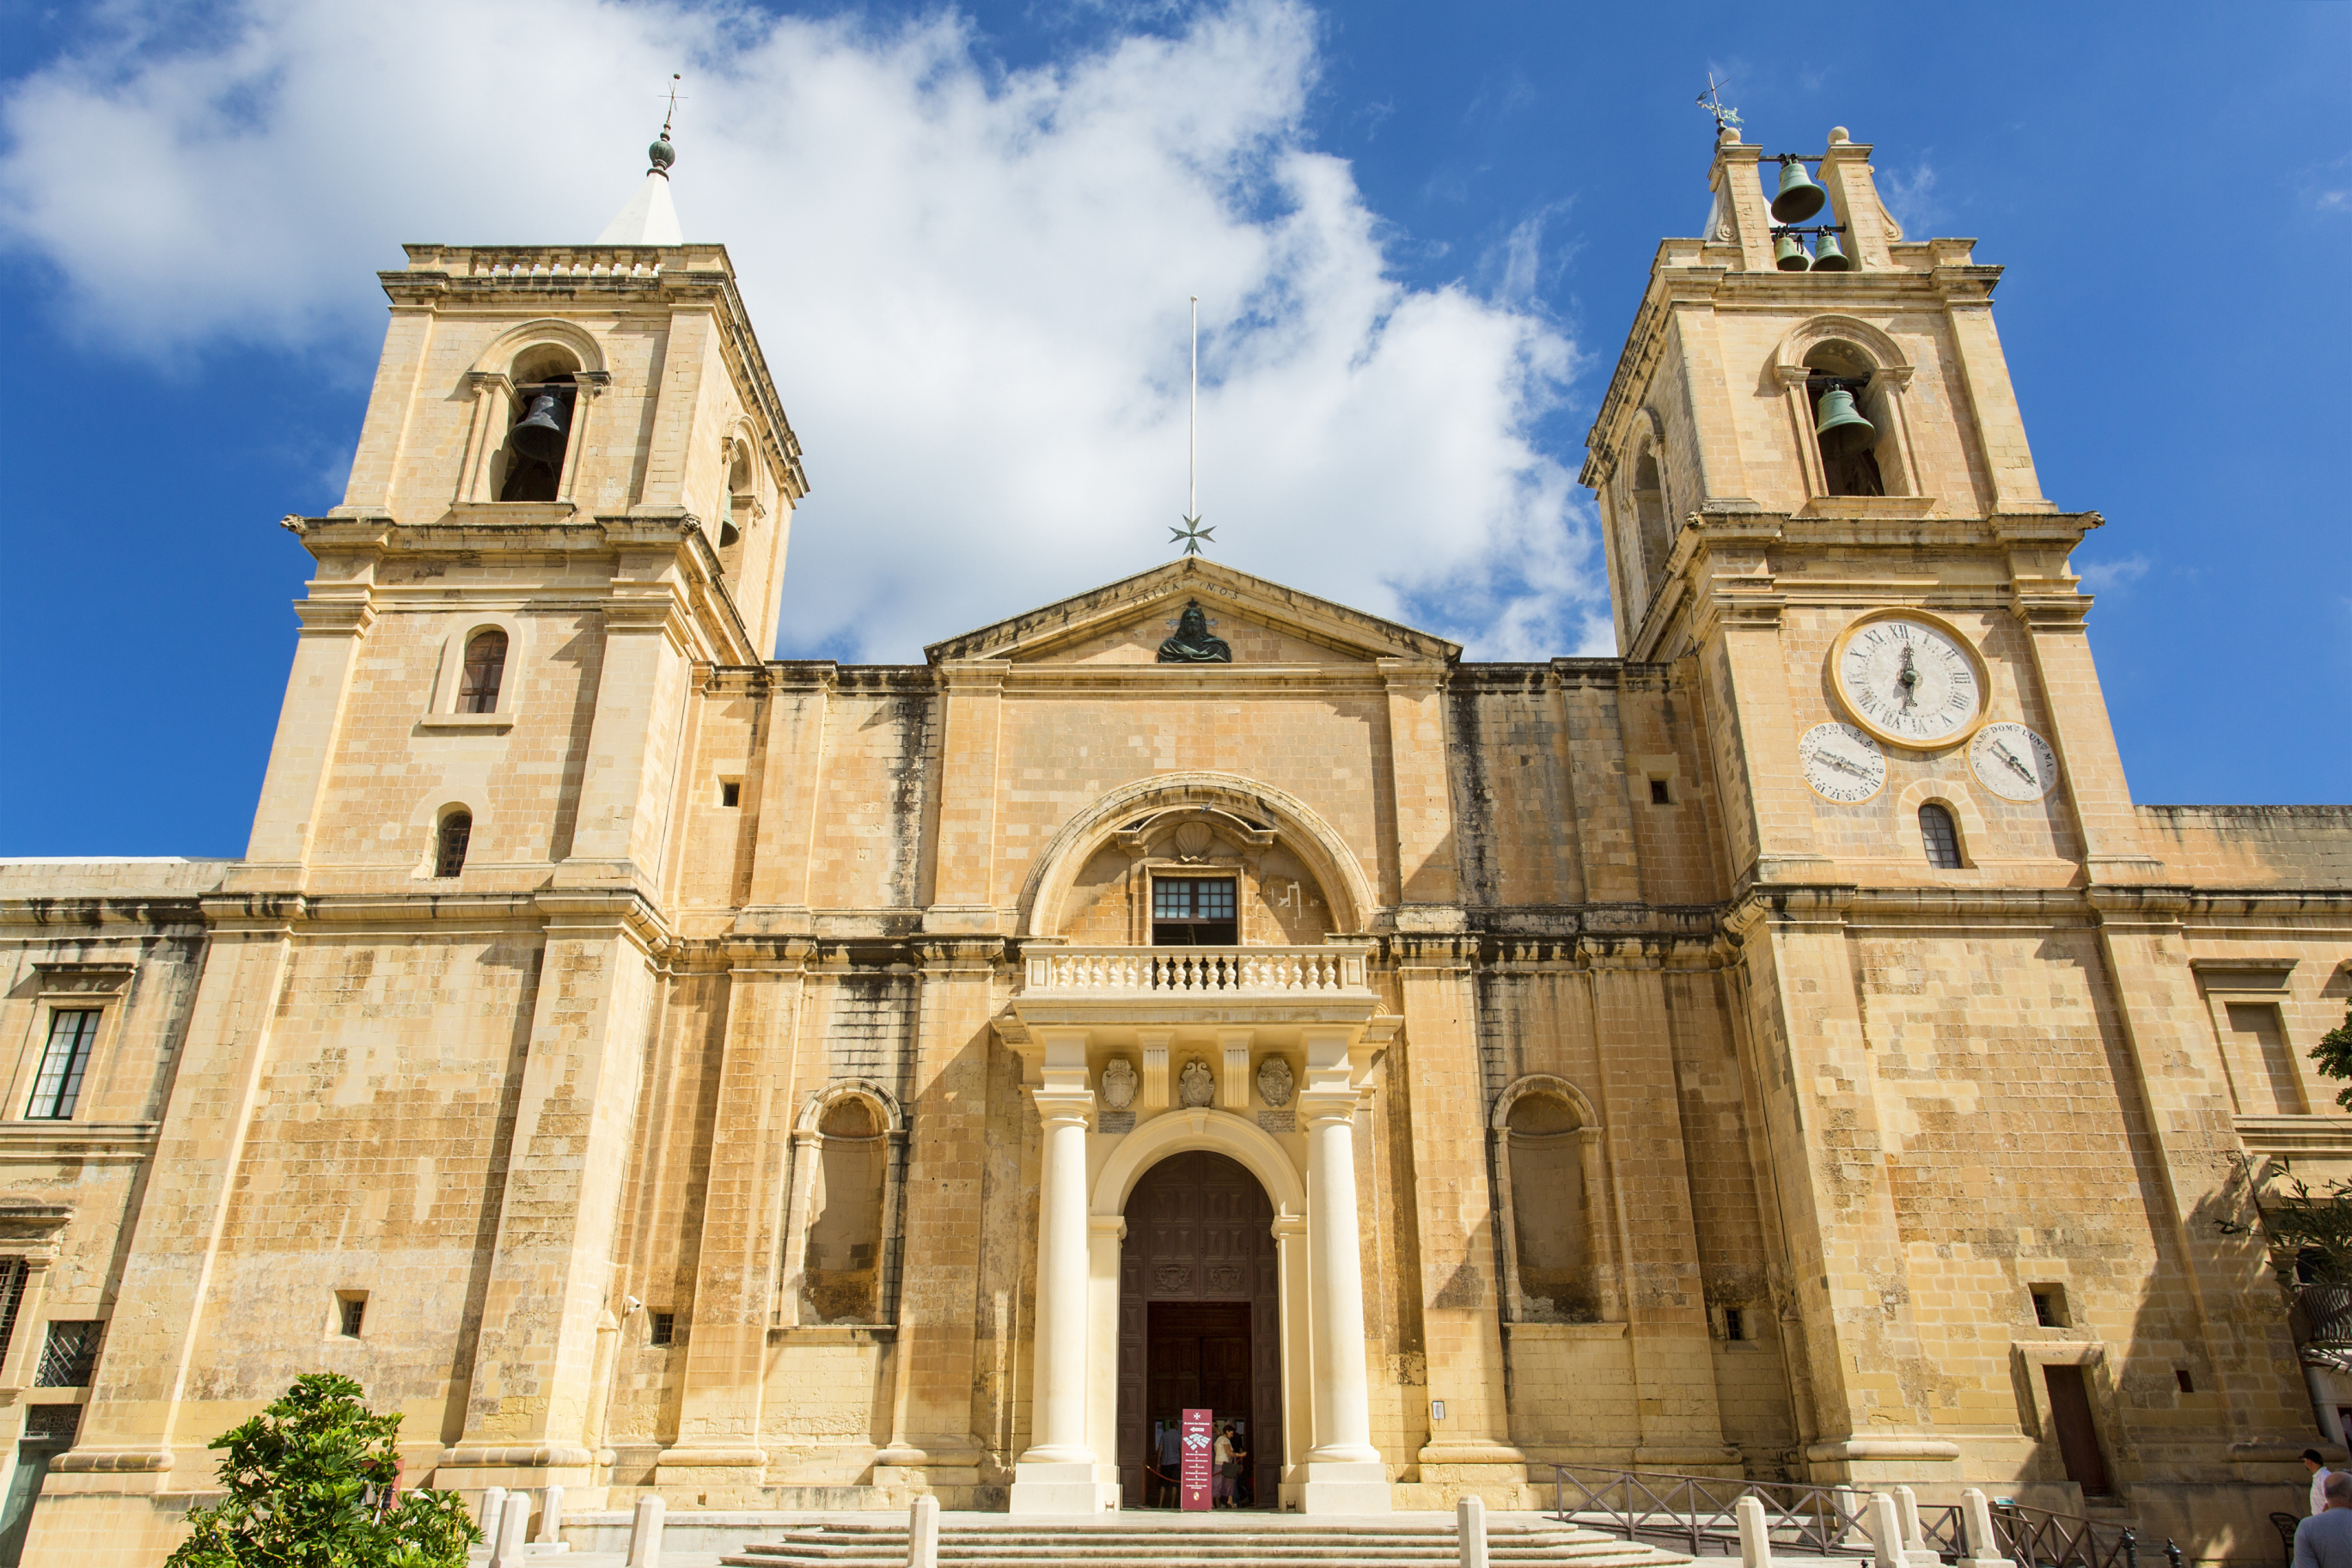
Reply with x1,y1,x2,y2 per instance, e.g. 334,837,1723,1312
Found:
659,941,812,1503
439,900,661,1501
924,662,1009,934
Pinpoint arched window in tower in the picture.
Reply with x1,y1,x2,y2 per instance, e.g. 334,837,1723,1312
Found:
1631,449,1671,604
1919,802,1964,869
719,440,753,550
1505,1090,1594,1321
801,1095,888,1324
498,347,580,503
1803,342,1888,498
434,810,473,878
458,629,508,713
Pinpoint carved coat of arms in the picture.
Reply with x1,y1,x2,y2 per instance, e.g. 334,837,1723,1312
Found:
1176,1059,1216,1108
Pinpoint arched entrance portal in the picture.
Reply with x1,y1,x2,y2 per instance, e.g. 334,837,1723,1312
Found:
1116,1152,1281,1509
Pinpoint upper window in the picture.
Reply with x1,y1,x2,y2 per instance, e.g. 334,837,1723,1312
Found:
435,811,473,879
1629,449,1670,604
458,630,509,713
27,1010,99,1120
1153,877,1237,945
1919,802,1963,869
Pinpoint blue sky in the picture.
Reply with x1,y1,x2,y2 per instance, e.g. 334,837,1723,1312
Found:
1,1,2345,858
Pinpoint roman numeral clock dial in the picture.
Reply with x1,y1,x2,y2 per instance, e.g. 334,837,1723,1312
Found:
1829,612,1988,751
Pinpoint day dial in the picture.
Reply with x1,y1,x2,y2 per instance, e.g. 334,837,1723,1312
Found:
1970,722,2060,802
1799,723,1887,804
1831,613,1985,748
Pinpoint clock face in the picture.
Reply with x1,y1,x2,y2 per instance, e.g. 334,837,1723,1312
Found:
1833,614,1983,747
1799,723,1887,804
1970,722,2060,802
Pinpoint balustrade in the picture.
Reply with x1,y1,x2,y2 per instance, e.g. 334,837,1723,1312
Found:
1022,944,1369,996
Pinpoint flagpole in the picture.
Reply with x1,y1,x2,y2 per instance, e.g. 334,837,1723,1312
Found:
1188,295,1199,522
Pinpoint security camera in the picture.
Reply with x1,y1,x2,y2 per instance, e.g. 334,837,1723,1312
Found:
623,1296,643,1315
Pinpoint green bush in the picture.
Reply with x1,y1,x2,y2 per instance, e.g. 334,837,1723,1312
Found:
165,1373,480,1568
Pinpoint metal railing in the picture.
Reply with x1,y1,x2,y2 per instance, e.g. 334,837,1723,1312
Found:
1549,1466,2160,1568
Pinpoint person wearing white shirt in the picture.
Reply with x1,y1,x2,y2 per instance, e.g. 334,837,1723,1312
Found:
2312,1449,2335,1516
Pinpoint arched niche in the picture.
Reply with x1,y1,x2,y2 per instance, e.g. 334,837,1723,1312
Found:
1023,772,1377,941
1490,1074,1609,1324
779,1079,907,1327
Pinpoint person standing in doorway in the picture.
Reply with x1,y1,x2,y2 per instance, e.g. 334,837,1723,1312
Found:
2294,1472,2352,1568
1213,1425,1236,1508
2312,1449,2336,1516
1155,1420,1182,1509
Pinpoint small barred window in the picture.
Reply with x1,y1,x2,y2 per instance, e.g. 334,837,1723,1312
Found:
37,1320,102,1388
1918,803,1963,869
435,812,473,879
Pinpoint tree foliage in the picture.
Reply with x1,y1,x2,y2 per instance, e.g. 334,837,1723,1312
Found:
165,1373,480,1568
2311,998,2352,1112
2242,1160,2352,1287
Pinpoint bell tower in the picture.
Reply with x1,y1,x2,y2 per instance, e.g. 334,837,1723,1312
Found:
237,125,807,897
1579,121,2159,892
1576,125,2294,1498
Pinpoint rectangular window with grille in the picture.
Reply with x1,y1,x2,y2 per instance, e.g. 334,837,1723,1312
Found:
1152,877,1237,946
23,1405,80,1443
37,1320,102,1388
27,1010,100,1120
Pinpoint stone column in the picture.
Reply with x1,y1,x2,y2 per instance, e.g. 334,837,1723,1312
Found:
1297,1040,1389,1512
1274,1213,1310,1487
1009,1031,1115,1515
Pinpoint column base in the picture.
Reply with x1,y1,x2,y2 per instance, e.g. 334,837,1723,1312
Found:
1285,1459,1390,1514
1007,1461,1121,1515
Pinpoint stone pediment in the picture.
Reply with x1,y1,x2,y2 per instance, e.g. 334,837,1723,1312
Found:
922,558,1460,667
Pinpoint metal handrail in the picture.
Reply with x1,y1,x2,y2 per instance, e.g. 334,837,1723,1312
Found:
1548,1465,2153,1568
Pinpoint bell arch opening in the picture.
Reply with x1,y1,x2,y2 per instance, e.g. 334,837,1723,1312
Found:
1116,1150,1282,1510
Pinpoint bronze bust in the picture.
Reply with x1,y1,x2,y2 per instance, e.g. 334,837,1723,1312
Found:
1157,600,1231,663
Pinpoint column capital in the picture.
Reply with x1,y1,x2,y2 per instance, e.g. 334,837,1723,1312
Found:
1031,1089,1095,1127
1298,1085,1359,1125
1089,1216,1127,1242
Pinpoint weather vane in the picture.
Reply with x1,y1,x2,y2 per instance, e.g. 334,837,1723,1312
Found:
660,71,687,137
1696,72,1741,137
1172,295,1213,556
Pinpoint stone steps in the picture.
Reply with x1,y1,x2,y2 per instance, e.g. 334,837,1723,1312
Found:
720,1518,1688,1567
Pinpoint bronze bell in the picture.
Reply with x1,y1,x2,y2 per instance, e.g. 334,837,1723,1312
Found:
1815,386,1876,444
508,387,572,464
1770,159,1829,223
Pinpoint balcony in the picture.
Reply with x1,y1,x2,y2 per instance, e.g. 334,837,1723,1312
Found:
1009,941,1382,1032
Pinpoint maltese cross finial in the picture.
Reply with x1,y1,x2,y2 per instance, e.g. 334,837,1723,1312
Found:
1171,516,1213,557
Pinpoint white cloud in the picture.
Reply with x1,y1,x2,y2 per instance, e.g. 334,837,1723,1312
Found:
2073,553,2150,594
1876,157,1944,239
0,0,1598,662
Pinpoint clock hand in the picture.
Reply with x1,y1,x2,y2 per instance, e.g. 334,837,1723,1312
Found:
1895,646,1920,712
1818,752,1872,780
1993,741,2036,784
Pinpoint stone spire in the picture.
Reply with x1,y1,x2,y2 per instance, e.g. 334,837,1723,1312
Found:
596,115,683,245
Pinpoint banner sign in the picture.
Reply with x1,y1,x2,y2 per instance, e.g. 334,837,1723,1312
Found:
1181,1407,1213,1510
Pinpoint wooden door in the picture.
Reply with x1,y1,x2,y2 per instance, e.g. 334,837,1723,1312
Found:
1117,1151,1282,1507
2043,1364,2111,1497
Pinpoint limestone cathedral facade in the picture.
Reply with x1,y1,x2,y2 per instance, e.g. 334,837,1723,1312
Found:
0,124,2347,1565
